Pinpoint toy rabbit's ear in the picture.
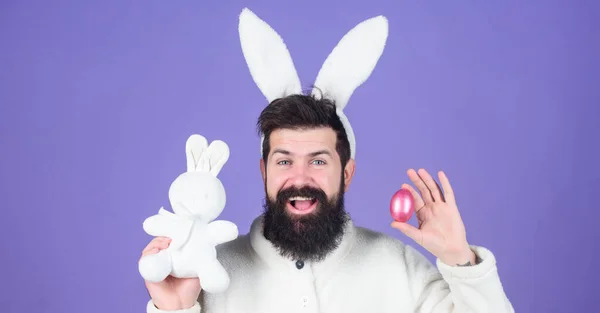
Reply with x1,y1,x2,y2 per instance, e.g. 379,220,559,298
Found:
186,134,209,172
206,140,230,176
311,15,389,110
238,7,302,103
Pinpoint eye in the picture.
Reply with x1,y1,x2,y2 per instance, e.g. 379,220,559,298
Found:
277,160,291,165
312,159,326,165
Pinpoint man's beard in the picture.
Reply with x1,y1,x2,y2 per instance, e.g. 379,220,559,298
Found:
261,178,350,262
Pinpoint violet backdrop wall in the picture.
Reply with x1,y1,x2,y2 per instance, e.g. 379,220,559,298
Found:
1,1,598,312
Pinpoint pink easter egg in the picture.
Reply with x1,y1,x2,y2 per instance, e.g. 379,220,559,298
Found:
390,188,415,223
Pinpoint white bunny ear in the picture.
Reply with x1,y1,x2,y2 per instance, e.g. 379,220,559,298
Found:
185,134,209,172
311,15,389,110
206,140,230,176
238,7,303,103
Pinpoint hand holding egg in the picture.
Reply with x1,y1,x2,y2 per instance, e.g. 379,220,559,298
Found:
390,169,474,266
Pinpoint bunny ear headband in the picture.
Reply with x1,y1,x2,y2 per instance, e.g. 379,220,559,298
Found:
238,7,389,159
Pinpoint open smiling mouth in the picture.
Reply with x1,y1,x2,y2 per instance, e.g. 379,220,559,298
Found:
287,196,318,215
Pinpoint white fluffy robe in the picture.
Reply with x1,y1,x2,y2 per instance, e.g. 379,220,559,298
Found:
147,216,514,313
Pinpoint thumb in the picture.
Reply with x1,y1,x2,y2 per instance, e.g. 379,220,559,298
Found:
391,222,422,245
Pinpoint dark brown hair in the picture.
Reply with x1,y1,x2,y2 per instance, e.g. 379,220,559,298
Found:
256,93,351,168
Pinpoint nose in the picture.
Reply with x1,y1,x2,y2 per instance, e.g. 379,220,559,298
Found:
288,163,312,186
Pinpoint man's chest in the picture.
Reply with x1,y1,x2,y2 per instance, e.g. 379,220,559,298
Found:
216,262,414,313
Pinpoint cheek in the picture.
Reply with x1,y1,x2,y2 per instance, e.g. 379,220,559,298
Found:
266,170,286,195
314,169,341,195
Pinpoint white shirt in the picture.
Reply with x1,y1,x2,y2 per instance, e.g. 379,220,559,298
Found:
147,216,514,313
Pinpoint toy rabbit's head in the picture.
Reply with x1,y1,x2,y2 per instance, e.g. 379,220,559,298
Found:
168,134,230,222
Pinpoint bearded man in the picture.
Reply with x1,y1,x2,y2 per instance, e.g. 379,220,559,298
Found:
140,94,514,313
139,7,514,313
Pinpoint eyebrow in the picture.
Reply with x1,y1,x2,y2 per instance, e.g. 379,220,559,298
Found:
271,149,332,158
308,150,332,157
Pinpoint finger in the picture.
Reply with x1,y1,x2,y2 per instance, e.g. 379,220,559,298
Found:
438,171,455,204
142,237,171,254
142,244,154,255
401,183,429,222
142,244,164,257
144,237,170,250
407,168,434,204
401,183,425,209
391,222,423,246
417,168,444,202
140,239,171,259
141,247,160,258
146,236,171,245
154,236,172,243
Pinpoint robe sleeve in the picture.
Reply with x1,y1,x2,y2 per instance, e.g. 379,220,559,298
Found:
145,300,200,313
404,244,515,313
145,289,229,313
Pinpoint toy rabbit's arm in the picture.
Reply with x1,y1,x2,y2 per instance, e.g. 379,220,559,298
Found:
207,220,239,245
143,207,194,250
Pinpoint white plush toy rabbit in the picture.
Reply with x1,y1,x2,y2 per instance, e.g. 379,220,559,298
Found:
238,7,389,159
138,134,238,294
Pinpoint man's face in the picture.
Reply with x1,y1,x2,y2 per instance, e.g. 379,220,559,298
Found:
259,127,355,261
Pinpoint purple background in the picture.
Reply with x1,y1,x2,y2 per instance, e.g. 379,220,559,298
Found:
1,1,598,312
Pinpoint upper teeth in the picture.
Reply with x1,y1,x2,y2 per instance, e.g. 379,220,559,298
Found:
290,197,313,201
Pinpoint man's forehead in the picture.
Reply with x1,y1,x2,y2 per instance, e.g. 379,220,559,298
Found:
269,128,336,154
270,127,335,141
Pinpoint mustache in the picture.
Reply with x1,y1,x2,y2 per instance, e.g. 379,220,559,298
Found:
275,186,328,204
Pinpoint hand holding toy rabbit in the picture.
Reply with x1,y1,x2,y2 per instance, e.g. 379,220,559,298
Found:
138,134,238,294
